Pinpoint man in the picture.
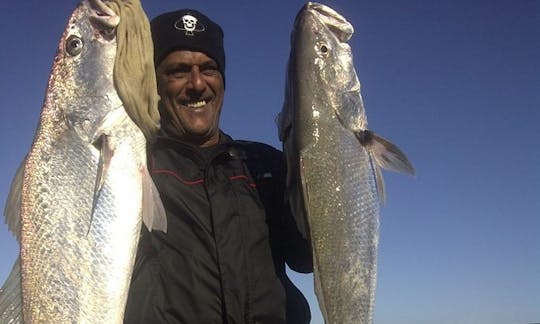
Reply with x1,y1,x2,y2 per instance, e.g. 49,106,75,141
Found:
124,9,313,324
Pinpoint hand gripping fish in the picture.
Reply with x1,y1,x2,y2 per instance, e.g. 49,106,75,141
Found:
0,0,166,322
278,3,415,324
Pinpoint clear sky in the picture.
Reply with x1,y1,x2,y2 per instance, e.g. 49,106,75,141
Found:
1,1,538,323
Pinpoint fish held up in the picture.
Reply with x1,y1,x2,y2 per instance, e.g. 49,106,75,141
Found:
0,0,165,322
278,2,414,323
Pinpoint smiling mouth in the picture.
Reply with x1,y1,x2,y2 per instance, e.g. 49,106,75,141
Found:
182,99,208,108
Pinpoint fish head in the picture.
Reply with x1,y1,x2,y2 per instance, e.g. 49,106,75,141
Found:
291,2,367,132
46,0,122,144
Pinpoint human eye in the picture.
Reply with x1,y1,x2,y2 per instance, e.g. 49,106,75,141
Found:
164,65,191,79
201,64,220,76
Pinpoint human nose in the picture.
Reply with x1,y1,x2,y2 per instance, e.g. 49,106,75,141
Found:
186,66,205,92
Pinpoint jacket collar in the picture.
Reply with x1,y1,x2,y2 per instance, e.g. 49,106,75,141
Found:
152,129,247,164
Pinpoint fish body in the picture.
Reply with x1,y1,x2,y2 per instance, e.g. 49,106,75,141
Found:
0,0,164,322
278,3,414,323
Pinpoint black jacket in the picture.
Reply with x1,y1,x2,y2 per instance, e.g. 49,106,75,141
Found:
124,132,312,324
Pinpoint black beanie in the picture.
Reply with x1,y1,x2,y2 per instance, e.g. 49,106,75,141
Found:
150,9,225,81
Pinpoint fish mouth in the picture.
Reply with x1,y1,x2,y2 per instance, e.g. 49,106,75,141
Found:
88,0,120,37
304,2,354,42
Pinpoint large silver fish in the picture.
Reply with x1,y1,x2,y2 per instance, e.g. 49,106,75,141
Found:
0,0,165,322
278,3,414,323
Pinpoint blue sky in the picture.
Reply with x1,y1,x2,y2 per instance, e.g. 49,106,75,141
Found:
1,1,539,323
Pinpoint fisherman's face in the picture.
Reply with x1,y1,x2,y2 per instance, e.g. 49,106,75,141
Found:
156,50,224,147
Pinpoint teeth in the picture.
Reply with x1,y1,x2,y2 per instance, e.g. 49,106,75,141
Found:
186,100,207,108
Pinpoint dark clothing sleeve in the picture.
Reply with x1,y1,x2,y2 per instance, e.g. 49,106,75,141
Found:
239,141,313,323
280,204,313,273
239,140,313,274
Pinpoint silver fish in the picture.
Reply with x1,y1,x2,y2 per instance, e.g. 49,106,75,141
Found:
0,0,165,322
278,3,414,323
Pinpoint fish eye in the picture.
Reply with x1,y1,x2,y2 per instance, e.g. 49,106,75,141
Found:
316,42,330,57
65,35,84,56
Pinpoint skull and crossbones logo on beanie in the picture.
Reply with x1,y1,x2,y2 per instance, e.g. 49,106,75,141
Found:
175,14,206,36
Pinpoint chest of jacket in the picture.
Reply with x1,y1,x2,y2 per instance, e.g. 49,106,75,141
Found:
142,139,285,323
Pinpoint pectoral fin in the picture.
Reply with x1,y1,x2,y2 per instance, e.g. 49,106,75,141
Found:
356,130,415,202
0,258,23,324
357,130,415,175
141,167,167,232
4,158,25,242
89,134,114,233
